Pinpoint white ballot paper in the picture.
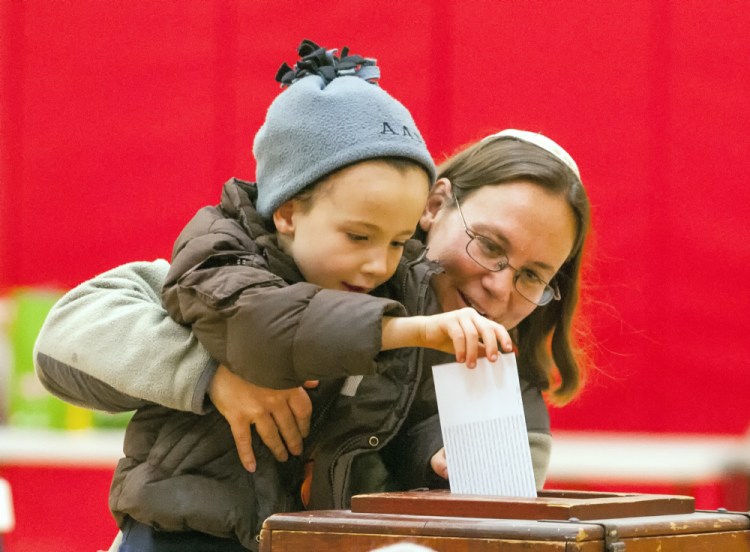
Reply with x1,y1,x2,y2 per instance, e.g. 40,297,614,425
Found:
432,354,537,497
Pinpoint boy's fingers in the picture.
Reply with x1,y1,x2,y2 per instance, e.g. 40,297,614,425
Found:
449,324,466,364
498,326,513,352
476,342,488,358
458,317,479,367
480,325,499,361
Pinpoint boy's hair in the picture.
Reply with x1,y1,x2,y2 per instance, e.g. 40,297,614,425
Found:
435,131,591,405
253,40,436,219
293,156,431,212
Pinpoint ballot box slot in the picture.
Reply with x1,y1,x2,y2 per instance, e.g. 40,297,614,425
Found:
350,489,695,520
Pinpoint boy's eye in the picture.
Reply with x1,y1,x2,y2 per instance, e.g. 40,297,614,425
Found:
347,233,368,242
390,240,407,248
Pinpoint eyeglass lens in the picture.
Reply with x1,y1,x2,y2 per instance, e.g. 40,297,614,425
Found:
465,238,555,306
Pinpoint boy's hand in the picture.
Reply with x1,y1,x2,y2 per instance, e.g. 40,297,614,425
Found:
419,308,512,367
430,447,448,480
208,364,314,472
383,308,512,368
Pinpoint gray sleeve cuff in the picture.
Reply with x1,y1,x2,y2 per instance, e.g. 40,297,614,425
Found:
529,431,553,490
35,351,146,412
191,359,219,414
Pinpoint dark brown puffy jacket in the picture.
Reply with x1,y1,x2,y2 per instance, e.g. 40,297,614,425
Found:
109,178,551,549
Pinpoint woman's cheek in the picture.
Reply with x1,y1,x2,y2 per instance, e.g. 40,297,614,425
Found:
430,273,460,313
505,303,538,330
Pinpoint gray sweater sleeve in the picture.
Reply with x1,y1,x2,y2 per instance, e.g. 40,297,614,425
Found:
33,260,217,414
520,378,552,489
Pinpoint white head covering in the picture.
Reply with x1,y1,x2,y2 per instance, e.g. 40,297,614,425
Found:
482,128,581,179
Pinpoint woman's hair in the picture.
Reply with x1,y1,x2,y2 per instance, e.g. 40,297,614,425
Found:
434,136,591,404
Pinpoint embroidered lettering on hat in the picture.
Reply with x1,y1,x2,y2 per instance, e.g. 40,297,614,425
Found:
381,122,424,143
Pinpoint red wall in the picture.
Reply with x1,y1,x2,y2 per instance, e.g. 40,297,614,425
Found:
0,465,116,552
2,3,749,436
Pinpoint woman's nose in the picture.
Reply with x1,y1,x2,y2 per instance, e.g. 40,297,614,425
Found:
482,266,515,301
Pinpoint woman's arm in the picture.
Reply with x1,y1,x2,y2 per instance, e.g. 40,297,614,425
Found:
521,379,552,489
33,259,313,469
33,260,217,413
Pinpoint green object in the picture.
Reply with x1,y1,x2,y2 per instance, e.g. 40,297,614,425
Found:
6,287,134,430
8,288,70,428
92,409,133,429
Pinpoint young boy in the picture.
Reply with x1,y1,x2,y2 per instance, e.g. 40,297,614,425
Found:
111,41,510,551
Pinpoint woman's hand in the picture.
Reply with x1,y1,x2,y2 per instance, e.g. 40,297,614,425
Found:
430,447,449,480
208,364,316,472
383,308,513,367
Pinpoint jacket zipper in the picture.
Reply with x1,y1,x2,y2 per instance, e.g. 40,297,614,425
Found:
328,258,439,507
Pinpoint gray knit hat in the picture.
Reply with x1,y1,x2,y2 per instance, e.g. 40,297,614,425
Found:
253,40,436,219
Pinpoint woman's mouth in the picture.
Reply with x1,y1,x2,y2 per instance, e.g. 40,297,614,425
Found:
458,291,488,317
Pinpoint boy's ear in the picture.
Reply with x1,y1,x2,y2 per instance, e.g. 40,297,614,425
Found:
419,178,452,232
273,200,296,236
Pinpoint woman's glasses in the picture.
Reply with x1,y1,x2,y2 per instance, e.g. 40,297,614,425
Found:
453,193,561,306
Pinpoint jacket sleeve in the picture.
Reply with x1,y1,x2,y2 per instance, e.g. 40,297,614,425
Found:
33,260,217,414
162,207,407,389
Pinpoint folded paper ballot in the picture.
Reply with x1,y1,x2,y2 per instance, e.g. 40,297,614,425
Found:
432,354,537,497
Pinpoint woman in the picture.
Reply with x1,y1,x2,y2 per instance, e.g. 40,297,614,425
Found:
34,128,590,550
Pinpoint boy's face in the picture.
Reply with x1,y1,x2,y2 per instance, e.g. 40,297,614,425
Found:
275,160,429,293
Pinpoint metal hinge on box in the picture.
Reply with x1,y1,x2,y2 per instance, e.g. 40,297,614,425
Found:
697,508,750,523
540,517,625,551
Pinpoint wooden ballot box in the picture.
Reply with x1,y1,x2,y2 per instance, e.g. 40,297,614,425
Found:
260,490,750,551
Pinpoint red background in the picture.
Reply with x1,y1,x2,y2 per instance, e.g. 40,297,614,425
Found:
1,2,749,550
2,1,748,434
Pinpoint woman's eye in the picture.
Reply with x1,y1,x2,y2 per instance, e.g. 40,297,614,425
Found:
347,233,368,242
477,236,503,256
390,240,407,248
519,270,543,284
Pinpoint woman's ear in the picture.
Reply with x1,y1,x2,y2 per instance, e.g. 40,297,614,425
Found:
272,200,296,236
419,178,452,232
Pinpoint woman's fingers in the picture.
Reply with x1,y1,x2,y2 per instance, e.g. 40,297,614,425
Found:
209,364,314,469
255,412,293,462
228,418,260,472
430,448,449,480
285,386,313,440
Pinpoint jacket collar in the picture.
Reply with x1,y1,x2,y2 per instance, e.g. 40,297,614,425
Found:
221,178,306,284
